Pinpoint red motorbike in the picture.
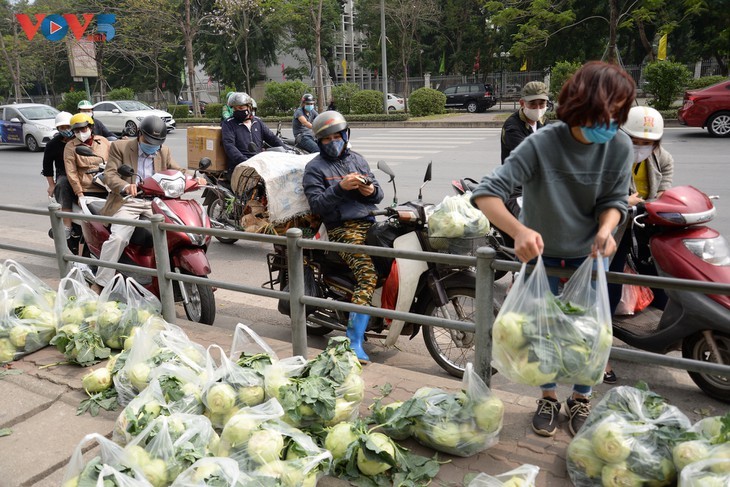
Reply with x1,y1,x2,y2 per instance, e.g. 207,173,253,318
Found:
75,146,216,325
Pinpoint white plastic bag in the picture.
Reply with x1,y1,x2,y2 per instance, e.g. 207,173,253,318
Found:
467,464,540,486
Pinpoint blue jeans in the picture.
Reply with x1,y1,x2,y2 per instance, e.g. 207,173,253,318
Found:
537,256,601,397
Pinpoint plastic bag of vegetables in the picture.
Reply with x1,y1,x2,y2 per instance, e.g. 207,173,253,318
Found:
61,432,152,487
114,318,207,405
679,457,730,486
54,267,99,331
0,282,58,363
229,322,278,363
115,278,162,349
672,412,730,474
428,192,490,239
114,370,206,446
491,255,613,386
171,457,259,486
409,363,504,457
0,259,56,303
91,274,130,349
466,464,540,486
202,344,266,429
566,385,692,486
124,412,219,486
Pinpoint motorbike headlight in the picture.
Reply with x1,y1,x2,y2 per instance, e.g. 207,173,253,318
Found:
159,177,186,198
683,236,730,266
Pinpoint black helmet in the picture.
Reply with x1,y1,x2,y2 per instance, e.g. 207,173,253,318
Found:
312,111,348,139
139,115,167,144
301,93,315,105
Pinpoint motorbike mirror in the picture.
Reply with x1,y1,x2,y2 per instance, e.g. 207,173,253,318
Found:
75,146,96,157
418,161,433,202
377,160,398,207
198,157,212,170
118,165,135,178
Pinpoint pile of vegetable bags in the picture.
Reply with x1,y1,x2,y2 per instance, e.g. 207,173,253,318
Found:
369,363,504,457
673,413,730,486
0,259,57,363
566,385,692,486
428,192,490,251
491,255,613,386
467,464,540,486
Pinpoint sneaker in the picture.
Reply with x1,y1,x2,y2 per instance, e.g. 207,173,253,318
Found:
603,369,617,384
532,397,561,437
566,397,591,436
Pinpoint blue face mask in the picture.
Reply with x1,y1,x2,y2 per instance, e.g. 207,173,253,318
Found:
580,121,619,144
60,129,74,138
321,138,345,158
304,104,314,112
139,141,161,155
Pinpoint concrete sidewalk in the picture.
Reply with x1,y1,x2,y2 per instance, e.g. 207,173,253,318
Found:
1,319,575,487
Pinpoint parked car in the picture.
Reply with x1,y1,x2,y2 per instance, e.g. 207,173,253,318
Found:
386,93,405,112
91,100,176,136
443,83,497,113
678,80,730,137
0,103,59,152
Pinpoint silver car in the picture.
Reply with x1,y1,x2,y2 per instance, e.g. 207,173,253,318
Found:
91,100,176,136
0,103,59,152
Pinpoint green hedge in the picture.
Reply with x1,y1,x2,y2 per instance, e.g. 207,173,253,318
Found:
408,87,446,117
686,76,728,90
168,105,190,119
107,87,135,100
331,83,360,114
550,61,582,98
205,103,224,120
351,90,385,114
644,61,692,110
58,91,89,112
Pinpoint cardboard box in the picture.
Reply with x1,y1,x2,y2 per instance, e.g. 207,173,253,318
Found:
187,126,227,172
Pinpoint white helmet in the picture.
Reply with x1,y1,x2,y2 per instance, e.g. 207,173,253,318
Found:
622,106,664,141
54,111,72,128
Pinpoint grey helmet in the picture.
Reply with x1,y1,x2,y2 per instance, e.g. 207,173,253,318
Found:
139,115,167,144
228,92,253,107
312,111,348,140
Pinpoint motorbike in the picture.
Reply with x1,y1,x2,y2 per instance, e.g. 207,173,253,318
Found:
453,177,730,402
74,145,217,325
264,161,483,378
273,121,312,155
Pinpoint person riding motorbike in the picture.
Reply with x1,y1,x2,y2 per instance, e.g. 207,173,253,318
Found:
64,113,112,201
221,92,283,178
302,111,384,362
90,115,204,294
292,93,319,153
77,100,115,139
42,111,80,253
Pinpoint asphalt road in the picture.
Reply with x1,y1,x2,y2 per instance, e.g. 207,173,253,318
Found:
0,126,728,415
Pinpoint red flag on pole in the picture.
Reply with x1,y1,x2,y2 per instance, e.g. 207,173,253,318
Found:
473,50,481,72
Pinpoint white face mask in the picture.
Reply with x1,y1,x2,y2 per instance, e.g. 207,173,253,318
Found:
75,129,91,142
523,107,547,122
633,144,654,163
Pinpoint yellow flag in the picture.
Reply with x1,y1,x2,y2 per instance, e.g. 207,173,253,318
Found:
341,59,347,78
520,58,527,71
657,34,668,60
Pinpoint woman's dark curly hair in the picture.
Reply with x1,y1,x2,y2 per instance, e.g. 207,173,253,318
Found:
557,61,636,127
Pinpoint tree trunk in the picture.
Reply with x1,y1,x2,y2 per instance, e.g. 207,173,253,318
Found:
636,20,654,62
243,14,251,94
184,0,201,117
716,54,728,77
9,19,23,101
314,0,325,112
607,0,618,64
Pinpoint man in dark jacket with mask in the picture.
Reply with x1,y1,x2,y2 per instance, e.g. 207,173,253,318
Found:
221,92,283,178
302,111,384,362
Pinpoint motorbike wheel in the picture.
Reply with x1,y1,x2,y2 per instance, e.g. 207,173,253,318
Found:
421,286,501,378
682,331,730,403
180,274,216,325
206,198,238,244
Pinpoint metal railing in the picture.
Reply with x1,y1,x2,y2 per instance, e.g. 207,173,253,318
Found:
1,202,730,387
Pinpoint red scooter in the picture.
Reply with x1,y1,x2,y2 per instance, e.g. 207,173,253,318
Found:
452,179,730,401
75,146,216,325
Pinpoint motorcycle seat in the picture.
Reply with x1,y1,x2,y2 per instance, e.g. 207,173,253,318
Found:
86,200,107,216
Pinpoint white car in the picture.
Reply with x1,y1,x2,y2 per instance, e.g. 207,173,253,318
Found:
387,93,405,112
91,100,176,136
0,103,59,152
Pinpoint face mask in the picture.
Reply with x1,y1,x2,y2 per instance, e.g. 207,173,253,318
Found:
523,107,547,122
75,130,91,142
233,109,250,122
321,138,345,158
304,105,314,112
60,129,74,138
580,121,618,144
633,144,654,163
139,141,161,155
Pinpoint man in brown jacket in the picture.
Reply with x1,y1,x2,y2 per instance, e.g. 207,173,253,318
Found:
92,116,189,293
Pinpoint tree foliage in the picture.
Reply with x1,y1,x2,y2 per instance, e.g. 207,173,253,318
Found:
643,60,691,110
